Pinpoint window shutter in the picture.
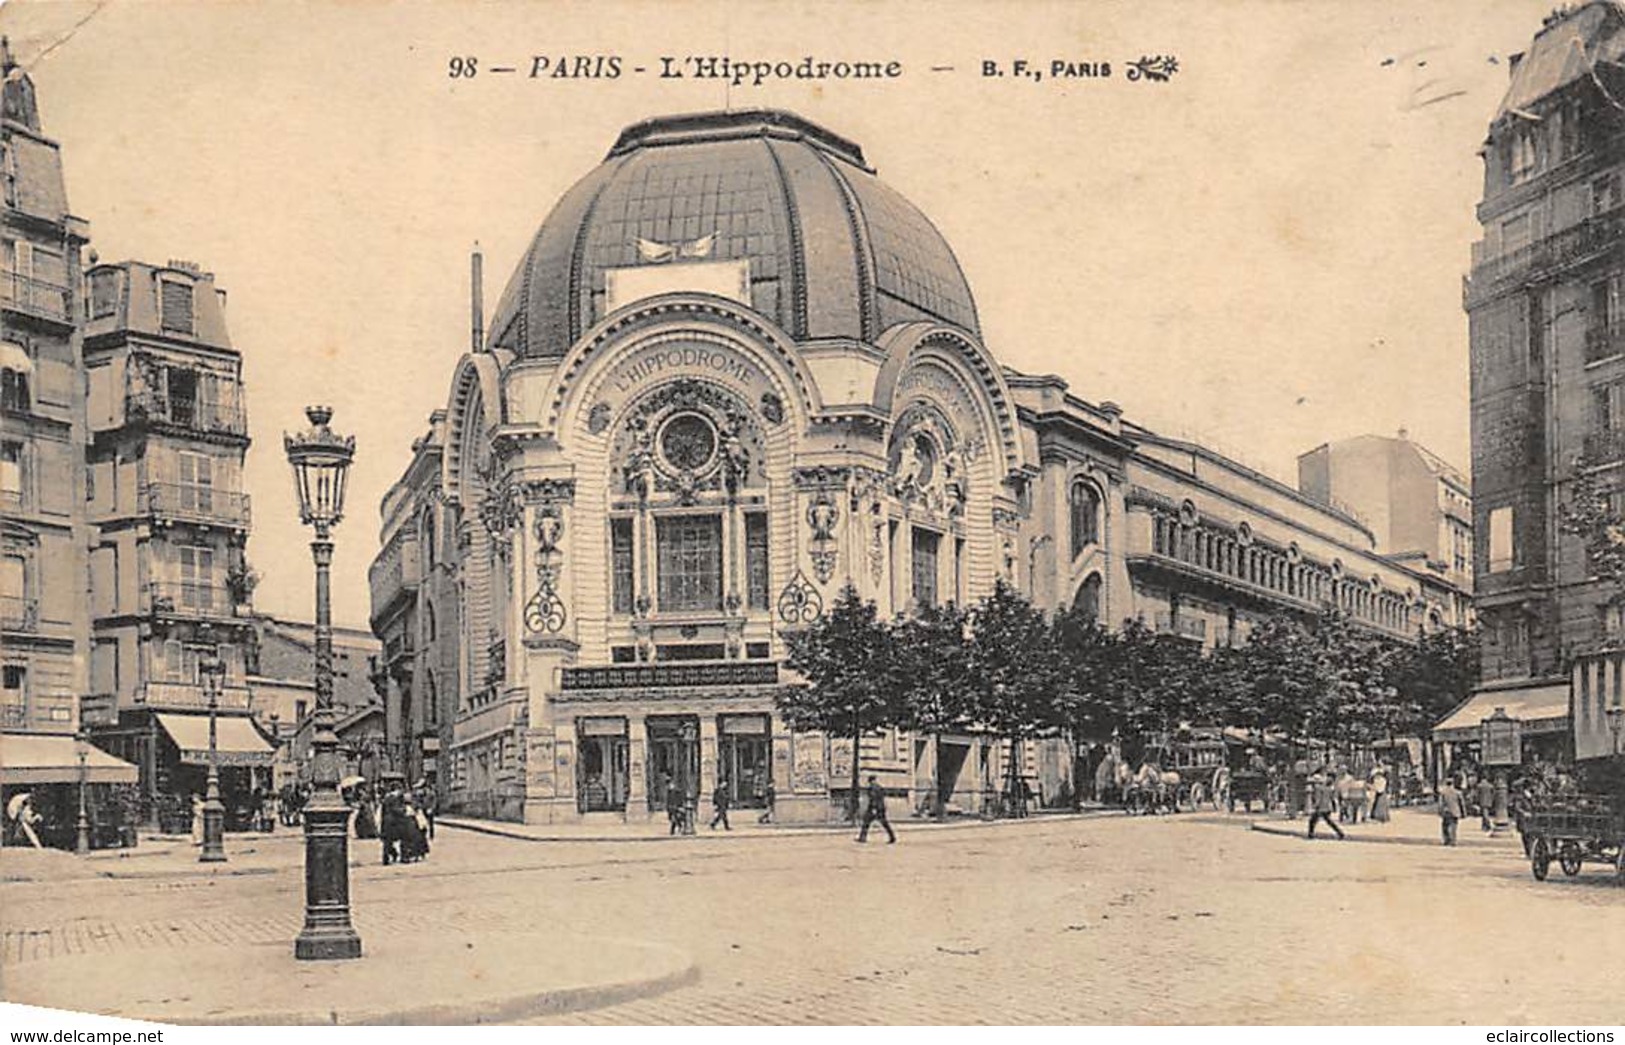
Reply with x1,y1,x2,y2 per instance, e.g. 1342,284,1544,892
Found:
160,280,194,334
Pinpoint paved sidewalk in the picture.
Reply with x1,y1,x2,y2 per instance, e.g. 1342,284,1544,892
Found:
4,929,696,1024
1,830,350,882
440,806,1114,843
1250,807,1524,849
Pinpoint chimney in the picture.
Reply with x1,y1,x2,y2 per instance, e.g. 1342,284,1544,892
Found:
471,243,484,354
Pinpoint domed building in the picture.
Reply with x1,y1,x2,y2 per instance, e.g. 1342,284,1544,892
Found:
368,109,1471,825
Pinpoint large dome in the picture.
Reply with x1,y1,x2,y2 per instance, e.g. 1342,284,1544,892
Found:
486,109,980,356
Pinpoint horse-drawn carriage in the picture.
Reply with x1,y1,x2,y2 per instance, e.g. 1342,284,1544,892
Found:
1522,792,1625,884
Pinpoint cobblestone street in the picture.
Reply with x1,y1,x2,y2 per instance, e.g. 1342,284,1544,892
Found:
4,812,1622,1024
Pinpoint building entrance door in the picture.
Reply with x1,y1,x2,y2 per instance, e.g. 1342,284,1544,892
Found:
645,715,699,812
718,714,770,808
577,717,629,813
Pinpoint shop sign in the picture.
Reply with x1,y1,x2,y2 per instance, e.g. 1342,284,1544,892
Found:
1481,708,1522,766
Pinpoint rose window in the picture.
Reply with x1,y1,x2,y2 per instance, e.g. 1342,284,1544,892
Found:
659,413,718,472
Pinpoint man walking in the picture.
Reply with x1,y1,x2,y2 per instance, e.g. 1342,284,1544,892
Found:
1476,774,1496,832
757,779,776,825
1438,776,1465,846
709,778,732,831
1305,769,1345,840
665,777,686,836
856,774,896,844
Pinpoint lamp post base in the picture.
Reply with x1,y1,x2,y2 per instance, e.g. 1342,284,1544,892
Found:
199,802,228,863
294,796,362,961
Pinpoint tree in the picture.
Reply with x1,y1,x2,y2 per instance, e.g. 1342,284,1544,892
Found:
1384,625,1480,739
777,583,897,820
964,580,1067,810
891,601,973,818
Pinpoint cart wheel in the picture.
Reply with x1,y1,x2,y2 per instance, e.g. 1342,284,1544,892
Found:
1189,783,1205,809
1531,837,1550,882
1560,843,1583,878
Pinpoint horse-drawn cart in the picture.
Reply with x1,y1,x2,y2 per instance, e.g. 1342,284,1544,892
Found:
1522,793,1625,883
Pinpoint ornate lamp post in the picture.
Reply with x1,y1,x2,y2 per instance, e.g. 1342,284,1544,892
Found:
198,633,228,863
74,728,91,856
285,405,362,961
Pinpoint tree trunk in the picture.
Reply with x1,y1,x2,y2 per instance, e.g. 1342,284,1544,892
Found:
848,713,861,823
932,732,944,819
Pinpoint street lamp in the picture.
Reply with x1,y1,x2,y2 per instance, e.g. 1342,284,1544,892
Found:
285,405,362,961
198,632,227,863
74,729,90,856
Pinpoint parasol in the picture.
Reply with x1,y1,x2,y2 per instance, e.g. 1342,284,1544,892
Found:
339,775,366,790
6,792,33,819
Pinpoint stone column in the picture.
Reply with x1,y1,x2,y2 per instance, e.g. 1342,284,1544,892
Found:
700,715,719,796
628,714,647,812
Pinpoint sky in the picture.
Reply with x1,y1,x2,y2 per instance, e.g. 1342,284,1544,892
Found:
0,0,1568,627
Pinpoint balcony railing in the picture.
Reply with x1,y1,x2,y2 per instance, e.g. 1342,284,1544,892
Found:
126,391,248,437
143,482,252,528
144,581,245,619
0,594,38,631
0,268,71,322
1466,210,1624,308
1584,428,1625,464
1586,325,1625,365
560,661,781,691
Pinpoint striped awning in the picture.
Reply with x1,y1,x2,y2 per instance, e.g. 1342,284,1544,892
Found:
0,342,32,374
1433,684,1569,741
156,712,277,766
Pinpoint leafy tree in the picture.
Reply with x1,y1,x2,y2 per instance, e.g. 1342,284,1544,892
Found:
891,601,973,818
1384,625,1480,738
964,580,1067,808
777,583,897,820
1558,455,1625,587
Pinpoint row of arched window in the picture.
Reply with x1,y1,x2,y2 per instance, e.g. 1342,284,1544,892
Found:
1147,512,1414,633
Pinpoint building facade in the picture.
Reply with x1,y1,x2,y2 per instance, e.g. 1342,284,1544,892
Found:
1,37,92,740
367,412,457,791
1463,2,1625,752
371,109,1474,825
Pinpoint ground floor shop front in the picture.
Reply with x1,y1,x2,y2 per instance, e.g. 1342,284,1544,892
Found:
440,675,1073,825
88,709,279,831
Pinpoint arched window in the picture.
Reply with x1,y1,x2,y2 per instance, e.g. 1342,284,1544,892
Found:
424,672,438,728
1070,482,1101,559
422,511,436,569
424,601,436,643
1074,573,1102,623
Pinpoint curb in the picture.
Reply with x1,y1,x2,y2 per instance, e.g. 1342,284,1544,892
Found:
440,808,1118,844
5,934,699,1026
1249,819,1520,850
183,945,699,1026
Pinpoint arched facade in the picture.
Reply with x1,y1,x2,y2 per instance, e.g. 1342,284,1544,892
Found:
374,107,1472,825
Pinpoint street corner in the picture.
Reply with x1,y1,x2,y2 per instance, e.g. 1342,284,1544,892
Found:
1,929,698,1025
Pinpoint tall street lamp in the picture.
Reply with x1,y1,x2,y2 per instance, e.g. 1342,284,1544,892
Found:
74,728,90,856
198,630,227,863
285,405,362,961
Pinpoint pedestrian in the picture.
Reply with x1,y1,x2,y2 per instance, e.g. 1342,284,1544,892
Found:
758,779,776,825
1369,764,1390,823
414,779,437,840
1305,770,1344,840
1476,774,1496,832
856,774,896,844
665,778,686,836
1437,776,1464,846
190,792,204,846
709,778,732,831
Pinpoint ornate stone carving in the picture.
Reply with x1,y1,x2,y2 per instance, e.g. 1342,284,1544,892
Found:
760,392,784,425
587,401,612,435
524,478,577,505
777,570,823,625
525,503,568,635
616,378,765,502
809,550,838,586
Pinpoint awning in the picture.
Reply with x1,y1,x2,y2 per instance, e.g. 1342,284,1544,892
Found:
1433,683,1570,741
1,732,138,785
0,342,32,374
155,712,277,766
